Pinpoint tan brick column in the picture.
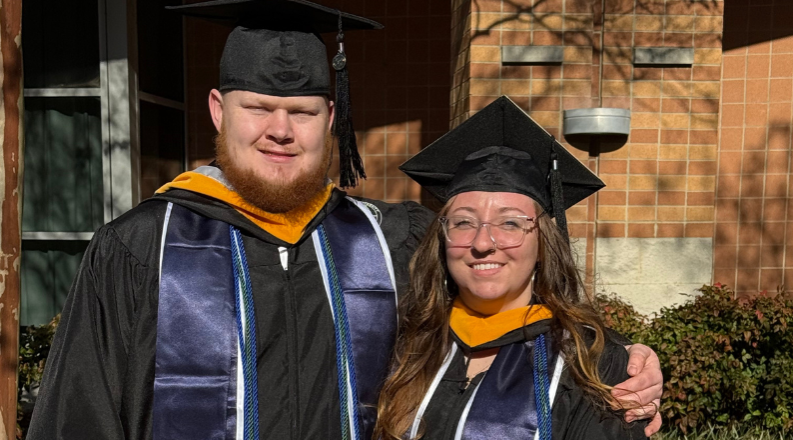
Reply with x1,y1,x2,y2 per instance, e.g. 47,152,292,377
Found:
715,0,793,297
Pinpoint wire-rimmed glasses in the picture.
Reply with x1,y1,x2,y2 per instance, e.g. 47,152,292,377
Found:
439,215,536,249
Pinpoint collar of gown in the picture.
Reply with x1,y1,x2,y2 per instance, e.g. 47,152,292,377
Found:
157,169,333,244
449,297,553,352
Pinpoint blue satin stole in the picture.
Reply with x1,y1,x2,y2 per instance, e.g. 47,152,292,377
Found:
461,339,558,440
313,197,398,440
153,203,238,440
153,199,397,440
411,336,563,440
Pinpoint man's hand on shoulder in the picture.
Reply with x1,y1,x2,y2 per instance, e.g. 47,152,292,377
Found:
612,344,663,437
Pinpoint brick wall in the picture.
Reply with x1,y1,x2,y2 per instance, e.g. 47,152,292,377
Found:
179,0,793,307
450,0,725,313
714,0,793,297
183,0,452,204
596,1,723,241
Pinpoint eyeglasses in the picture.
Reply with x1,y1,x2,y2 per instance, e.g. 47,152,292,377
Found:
439,215,536,249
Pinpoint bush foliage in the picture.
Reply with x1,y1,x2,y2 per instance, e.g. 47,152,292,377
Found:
652,424,789,440
17,287,793,436
17,314,59,439
597,284,793,434
18,314,59,394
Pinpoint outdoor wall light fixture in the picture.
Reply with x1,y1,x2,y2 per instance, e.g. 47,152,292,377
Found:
563,108,631,136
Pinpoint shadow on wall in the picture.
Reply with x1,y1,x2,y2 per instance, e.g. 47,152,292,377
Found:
467,0,724,72
714,0,793,296
722,0,793,52
715,122,793,295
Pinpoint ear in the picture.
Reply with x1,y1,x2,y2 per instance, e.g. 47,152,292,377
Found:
208,89,224,132
327,100,335,133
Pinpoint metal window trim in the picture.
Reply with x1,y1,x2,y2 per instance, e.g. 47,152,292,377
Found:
99,0,137,221
139,91,185,111
27,0,179,233
98,0,113,224
23,88,102,97
127,0,142,208
22,232,95,241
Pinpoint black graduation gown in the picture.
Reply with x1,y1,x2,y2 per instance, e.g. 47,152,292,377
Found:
420,323,649,440
27,187,434,440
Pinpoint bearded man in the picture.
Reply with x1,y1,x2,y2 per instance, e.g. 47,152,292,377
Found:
27,1,663,439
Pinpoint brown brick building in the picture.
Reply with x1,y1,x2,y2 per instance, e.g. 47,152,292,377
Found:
320,0,786,312
308,0,787,312
18,0,793,323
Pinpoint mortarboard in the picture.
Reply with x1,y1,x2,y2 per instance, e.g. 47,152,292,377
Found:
168,0,383,188
400,96,605,240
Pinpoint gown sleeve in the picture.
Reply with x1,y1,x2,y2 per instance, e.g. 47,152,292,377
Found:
552,336,649,440
403,201,435,251
26,225,149,440
360,199,435,297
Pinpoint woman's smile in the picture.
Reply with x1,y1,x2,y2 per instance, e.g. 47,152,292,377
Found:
469,261,506,275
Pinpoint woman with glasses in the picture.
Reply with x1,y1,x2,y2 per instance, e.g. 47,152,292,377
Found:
374,97,650,440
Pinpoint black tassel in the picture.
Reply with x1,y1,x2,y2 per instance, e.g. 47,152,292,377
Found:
332,13,365,188
549,139,569,243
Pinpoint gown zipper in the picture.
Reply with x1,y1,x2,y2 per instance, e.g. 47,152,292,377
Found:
278,245,300,438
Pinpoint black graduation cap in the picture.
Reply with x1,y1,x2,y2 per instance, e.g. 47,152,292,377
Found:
400,96,605,240
168,0,383,188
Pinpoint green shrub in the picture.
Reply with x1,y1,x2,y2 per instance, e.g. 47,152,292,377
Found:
17,314,59,439
17,289,793,437
651,424,788,440
596,291,647,342
596,285,793,434
18,314,59,393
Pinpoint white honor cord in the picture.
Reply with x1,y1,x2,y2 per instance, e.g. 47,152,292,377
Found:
235,335,244,440
453,373,486,440
532,355,565,440
409,344,458,439
157,202,174,278
232,231,247,440
548,354,565,405
346,368,358,440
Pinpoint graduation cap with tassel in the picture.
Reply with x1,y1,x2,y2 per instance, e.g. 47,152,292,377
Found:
168,0,381,188
399,96,606,241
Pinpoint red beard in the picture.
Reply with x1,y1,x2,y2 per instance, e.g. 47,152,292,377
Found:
214,127,331,213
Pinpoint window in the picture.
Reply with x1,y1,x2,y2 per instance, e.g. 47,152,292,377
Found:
21,0,186,325
137,0,186,199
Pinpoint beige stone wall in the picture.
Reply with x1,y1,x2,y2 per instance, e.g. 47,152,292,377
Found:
596,237,713,314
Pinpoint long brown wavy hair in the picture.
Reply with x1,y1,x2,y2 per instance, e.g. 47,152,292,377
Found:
374,199,628,440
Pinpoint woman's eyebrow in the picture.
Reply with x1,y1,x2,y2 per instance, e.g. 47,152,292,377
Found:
450,206,477,214
497,207,526,214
